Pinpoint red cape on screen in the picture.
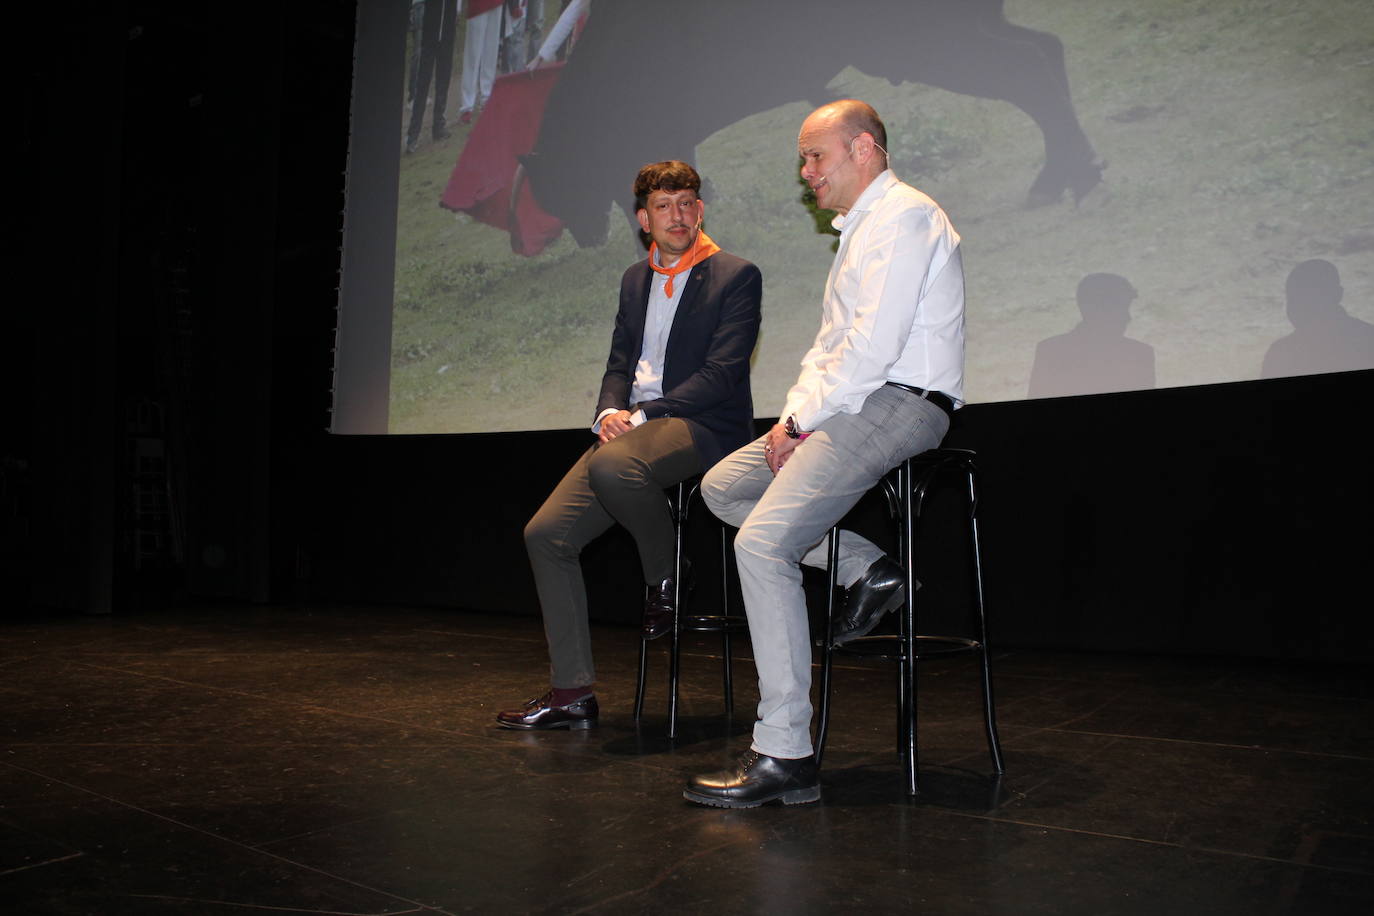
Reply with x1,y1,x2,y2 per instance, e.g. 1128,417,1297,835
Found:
439,64,565,257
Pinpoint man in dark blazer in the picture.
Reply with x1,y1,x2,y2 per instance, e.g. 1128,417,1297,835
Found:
497,161,763,730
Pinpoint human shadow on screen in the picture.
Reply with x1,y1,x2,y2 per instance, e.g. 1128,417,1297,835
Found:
1028,273,1156,400
1261,259,1374,380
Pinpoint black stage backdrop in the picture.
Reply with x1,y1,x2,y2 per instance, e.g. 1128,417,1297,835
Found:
12,2,1371,662
296,370,1374,660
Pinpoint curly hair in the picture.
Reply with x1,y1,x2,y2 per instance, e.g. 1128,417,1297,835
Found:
633,160,701,212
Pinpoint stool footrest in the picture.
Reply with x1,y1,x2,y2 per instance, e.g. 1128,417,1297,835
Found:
830,633,983,660
913,635,983,658
679,615,749,633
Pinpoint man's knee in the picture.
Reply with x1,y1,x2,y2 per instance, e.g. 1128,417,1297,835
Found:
523,513,549,551
700,462,728,514
524,509,570,560
586,445,649,500
733,522,781,566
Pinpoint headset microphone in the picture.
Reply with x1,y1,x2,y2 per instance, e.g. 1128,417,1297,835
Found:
810,139,858,189
812,161,843,189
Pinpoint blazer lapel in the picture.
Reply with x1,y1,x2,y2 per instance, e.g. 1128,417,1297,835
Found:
625,260,653,352
667,256,710,345
632,260,654,317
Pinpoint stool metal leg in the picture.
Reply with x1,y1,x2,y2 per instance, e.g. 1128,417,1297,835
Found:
721,630,734,711
898,458,919,795
966,464,1004,774
634,635,648,721
814,527,841,770
667,482,686,740
720,523,734,713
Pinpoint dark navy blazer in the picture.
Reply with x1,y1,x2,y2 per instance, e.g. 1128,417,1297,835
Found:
595,251,763,468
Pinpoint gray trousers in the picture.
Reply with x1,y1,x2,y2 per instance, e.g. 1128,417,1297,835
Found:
524,418,704,688
701,386,950,759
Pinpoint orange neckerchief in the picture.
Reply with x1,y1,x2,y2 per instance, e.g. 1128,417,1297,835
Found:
648,229,721,297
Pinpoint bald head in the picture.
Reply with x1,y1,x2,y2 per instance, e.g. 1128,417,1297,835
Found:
798,100,890,214
806,100,888,170
831,100,887,158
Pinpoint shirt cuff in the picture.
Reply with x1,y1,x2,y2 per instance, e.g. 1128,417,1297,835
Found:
591,407,647,434
591,407,619,434
780,401,811,432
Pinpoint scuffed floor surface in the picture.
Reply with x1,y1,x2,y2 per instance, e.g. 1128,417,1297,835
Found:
2,605,1371,914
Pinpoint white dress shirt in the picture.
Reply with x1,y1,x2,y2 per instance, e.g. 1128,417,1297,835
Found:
781,170,965,430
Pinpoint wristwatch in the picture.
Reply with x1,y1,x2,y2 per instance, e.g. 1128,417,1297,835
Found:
784,415,809,440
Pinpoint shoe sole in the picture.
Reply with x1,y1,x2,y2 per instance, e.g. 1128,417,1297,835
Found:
830,583,910,648
682,785,821,808
496,718,597,731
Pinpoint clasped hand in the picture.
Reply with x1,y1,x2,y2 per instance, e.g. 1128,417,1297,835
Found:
598,410,636,443
764,423,799,473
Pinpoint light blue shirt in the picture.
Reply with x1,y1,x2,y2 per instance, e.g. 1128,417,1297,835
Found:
591,253,693,433
630,253,693,406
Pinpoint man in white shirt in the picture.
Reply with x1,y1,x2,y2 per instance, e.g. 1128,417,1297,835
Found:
686,100,966,807
497,161,763,731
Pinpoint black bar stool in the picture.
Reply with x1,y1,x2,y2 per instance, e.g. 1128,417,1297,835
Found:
633,478,749,739
815,447,1004,795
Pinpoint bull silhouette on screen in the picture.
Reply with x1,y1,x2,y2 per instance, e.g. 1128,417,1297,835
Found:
513,0,1101,249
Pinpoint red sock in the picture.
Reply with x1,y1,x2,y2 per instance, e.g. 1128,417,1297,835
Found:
550,686,593,706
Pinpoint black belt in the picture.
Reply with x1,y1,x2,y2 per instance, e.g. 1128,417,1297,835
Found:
884,381,954,417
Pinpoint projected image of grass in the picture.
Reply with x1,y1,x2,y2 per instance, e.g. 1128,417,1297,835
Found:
389,0,1374,434
388,98,845,434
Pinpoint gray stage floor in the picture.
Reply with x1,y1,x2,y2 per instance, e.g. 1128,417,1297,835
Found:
2,605,1371,914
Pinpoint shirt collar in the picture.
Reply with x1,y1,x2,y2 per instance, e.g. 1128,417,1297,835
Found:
830,169,898,231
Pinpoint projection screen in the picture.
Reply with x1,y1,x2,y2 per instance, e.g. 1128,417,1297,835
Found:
332,0,1374,435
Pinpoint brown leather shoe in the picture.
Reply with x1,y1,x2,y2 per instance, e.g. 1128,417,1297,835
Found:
643,558,691,640
496,691,598,730
642,575,678,640
684,750,821,808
